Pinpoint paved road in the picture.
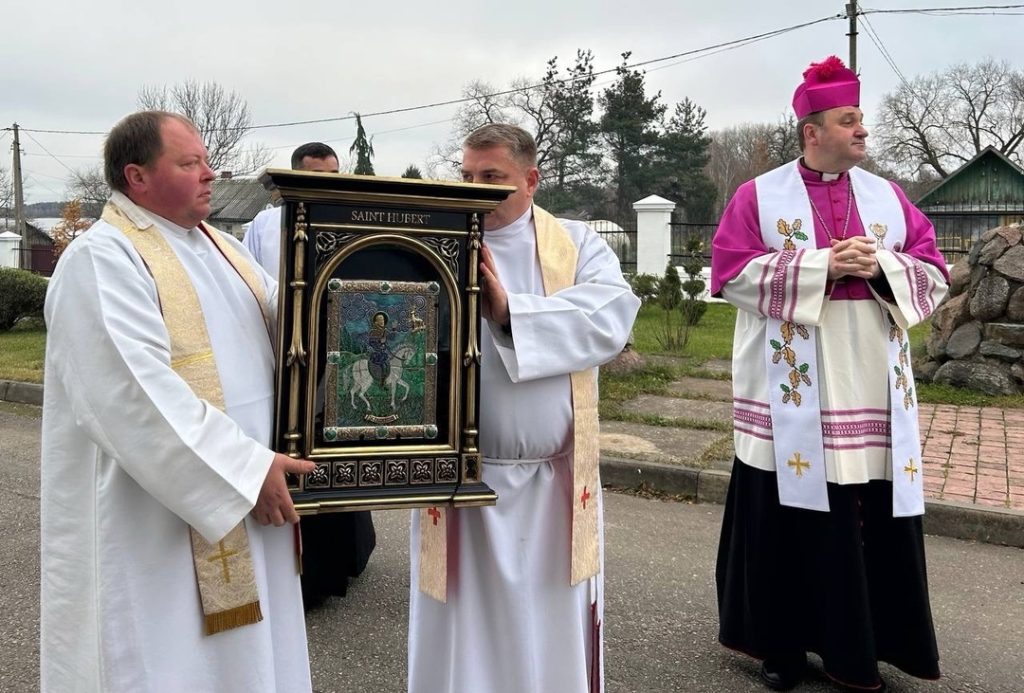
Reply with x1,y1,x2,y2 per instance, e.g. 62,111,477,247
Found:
2,403,1022,693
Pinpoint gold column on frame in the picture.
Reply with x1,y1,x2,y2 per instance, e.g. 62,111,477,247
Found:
462,214,482,480
285,203,309,461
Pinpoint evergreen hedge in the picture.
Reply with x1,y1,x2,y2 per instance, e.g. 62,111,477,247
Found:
0,268,48,331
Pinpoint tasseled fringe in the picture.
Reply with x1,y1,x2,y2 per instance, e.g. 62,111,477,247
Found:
204,601,264,635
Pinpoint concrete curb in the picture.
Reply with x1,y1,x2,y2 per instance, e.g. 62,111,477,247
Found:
4,382,1021,550
601,455,1024,549
922,499,1024,549
0,380,43,406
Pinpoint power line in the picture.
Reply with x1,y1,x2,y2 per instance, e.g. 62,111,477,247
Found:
20,169,68,182
862,3,1024,15
23,4,1018,141
21,131,78,177
168,13,844,132
859,15,912,89
15,13,844,137
13,6,1014,139
645,20,829,75
6,116,458,163
22,151,101,160
17,173,65,200
260,117,457,154
235,20,837,164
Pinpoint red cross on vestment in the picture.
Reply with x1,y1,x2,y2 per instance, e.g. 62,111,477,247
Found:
428,506,441,525
580,486,591,509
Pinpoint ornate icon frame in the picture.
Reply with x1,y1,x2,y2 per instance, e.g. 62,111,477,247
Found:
260,170,513,513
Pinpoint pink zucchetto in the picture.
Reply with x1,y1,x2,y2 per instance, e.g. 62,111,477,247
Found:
791,56,860,118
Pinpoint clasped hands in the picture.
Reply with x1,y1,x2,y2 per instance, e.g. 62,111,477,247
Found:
252,452,316,526
828,236,881,281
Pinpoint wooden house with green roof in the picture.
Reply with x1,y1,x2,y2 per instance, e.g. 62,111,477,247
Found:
916,146,1024,263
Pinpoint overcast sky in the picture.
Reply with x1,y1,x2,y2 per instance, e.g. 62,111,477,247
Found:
3,1,1022,204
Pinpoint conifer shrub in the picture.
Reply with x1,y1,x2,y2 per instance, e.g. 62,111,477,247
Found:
0,268,48,331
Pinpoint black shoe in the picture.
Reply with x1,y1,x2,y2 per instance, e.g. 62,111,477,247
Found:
760,656,806,691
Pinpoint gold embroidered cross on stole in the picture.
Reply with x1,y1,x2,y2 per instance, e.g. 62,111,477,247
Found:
103,200,274,635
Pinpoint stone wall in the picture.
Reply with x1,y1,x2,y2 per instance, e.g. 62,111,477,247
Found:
917,224,1024,395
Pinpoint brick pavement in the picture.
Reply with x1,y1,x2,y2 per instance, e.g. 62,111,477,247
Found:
920,404,1024,510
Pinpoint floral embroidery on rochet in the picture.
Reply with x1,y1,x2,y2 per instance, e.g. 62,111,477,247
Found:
888,315,914,410
771,321,812,406
776,217,808,251
869,223,888,248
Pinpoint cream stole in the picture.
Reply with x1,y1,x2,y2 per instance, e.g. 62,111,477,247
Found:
754,161,924,516
102,198,276,633
417,205,601,602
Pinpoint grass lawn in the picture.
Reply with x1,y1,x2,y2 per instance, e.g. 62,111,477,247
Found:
630,302,734,375
3,305,1023,409
0,327,46,384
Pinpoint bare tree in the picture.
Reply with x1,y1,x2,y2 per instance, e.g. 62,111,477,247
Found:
705,113,938,215
138,80,273,174
428,80,517,176
706,123,775,214
67,165,110,217
767,114,801,167
428,51,603,201
875,59,1024,177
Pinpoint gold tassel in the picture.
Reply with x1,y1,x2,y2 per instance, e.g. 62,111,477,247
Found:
204,601,264,636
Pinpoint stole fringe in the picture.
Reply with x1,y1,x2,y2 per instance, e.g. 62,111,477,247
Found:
204,601,264,635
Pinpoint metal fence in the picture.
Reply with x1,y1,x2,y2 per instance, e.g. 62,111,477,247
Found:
666,210,1024,268
668,221,716,269
925,206,1024,266
590,219,637,274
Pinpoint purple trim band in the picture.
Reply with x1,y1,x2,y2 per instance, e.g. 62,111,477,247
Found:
768,250,797,320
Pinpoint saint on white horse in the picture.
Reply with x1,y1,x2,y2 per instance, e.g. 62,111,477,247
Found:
344,343,416,412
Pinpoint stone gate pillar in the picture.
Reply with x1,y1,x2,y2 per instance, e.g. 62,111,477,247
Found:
633,194,675,276
0,231,21,269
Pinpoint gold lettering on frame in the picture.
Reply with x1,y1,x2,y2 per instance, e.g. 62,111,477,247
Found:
349,209,432,226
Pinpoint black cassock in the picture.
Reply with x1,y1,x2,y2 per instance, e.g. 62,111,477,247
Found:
716,458,941,689
300,511,376,607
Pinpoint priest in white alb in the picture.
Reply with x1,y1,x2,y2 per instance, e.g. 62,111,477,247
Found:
711,58,948,692
407,123,640,693
41,111,316,692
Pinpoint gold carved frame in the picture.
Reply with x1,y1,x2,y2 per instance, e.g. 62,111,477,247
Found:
261,170,513,513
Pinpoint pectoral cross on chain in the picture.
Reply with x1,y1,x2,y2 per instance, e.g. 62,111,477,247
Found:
207,540,239,583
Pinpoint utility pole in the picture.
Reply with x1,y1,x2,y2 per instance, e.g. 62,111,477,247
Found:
846,0,859,73
11,123,27,268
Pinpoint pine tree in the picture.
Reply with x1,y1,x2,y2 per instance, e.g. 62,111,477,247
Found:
655,99,717,222
599,53,666,221
350,113,375,175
